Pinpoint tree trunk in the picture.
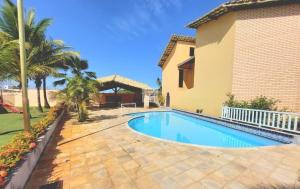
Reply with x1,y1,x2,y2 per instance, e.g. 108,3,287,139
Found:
77,102,86,122
42,77,50,108
35,79,43,112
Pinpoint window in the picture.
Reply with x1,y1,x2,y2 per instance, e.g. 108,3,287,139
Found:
179,69,184,88
189,47,195,56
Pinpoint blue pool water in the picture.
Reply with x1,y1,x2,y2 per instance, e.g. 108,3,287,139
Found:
128,111,283,148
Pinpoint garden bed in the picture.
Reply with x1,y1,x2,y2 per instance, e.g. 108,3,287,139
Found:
0,104,65,189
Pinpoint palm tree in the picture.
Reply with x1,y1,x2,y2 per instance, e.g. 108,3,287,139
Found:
58,75,98,122
29,39,76,112
54,56,99,121
40,40,77,109
156,78,162,91
54,56,96,86
0,0,51,112
0,0,51,43
0,32,18,79
0,0,76,112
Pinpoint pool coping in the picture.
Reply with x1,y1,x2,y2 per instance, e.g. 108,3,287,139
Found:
126,116,296,151
172,109,298,144
125,110,298,150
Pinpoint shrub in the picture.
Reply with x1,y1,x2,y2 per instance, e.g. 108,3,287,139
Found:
249,96,279,110
224,93,279,110
0,132,34,170
0,103,64,182
158,93,165,106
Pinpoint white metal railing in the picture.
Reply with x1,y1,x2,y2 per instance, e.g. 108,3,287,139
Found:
221,106,300,134
149,95,160,106
121,103,137,115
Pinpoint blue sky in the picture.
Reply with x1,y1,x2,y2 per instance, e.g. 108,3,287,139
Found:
12,0,225,89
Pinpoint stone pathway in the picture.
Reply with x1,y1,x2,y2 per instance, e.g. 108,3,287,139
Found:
26,108,300,189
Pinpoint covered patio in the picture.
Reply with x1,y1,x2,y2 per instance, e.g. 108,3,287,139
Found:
96,75,152,108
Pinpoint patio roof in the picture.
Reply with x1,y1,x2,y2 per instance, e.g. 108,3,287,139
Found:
158,35,195,68
97,75,152,92
187,0,299,29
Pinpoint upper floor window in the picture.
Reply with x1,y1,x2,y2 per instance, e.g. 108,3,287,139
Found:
189,47,195,57
179,69,184,88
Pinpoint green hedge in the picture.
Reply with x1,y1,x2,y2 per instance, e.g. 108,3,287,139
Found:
224,93,279,111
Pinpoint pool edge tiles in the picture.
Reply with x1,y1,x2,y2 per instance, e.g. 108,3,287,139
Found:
172,109,294,144
128,111,290,148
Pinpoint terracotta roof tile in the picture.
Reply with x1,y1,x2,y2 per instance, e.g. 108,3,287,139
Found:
158,35,195,67
187,0,299,28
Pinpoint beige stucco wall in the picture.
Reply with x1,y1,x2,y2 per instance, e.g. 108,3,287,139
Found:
161,5,300,117
2,89,58,107
193,13,236,116
162,13,237,117
162,41,195,109
232,4,300,112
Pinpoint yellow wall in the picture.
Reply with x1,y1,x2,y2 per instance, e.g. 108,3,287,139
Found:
2,89,58,107
162,13,237,117
193,13,236,116
162,41,195,108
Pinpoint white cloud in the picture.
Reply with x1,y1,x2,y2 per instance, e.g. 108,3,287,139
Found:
105,0,183,39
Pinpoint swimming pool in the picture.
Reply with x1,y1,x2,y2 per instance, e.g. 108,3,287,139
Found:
128,111,284,148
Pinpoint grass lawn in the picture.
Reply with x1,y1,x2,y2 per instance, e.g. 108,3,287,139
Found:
0,107,49,147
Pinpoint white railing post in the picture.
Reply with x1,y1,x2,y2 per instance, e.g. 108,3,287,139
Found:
287,115,292,130
221,106,300,134
272,113,276,127
263,111,266,126
258,111,262,127
294,117,298,132
277,114,280,128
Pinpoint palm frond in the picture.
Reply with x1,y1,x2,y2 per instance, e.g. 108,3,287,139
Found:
53,79,66,86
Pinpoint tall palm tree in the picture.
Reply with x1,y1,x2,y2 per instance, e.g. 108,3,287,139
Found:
0,0,76,112
28,39,76,112
39,40,75,109
0,0,52,44
0,0,50,111
54,56,96,86
0,0,51,83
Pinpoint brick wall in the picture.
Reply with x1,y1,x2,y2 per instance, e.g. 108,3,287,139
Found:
232,4,300,112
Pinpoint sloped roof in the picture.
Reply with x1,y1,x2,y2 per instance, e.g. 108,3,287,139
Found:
97,75,152,91
178,57,195,70
187,0,299,28
158,35,196,67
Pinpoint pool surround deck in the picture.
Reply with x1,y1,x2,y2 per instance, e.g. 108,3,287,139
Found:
25,108,300,189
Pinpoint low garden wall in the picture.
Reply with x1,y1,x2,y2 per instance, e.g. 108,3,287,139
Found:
0,104,65,189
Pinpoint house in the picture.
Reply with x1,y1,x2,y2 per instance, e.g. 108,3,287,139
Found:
159,0,300,117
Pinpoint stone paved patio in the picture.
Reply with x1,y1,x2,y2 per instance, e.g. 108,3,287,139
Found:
26,108,300,189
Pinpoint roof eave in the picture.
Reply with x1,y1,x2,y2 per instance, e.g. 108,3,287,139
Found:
186,0,300,29
158,35,196,68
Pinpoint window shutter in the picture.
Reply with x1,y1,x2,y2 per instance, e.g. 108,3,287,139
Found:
179,69,184,88
189,47,195,56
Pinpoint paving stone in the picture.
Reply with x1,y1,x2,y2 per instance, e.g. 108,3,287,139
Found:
24,108,300,189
